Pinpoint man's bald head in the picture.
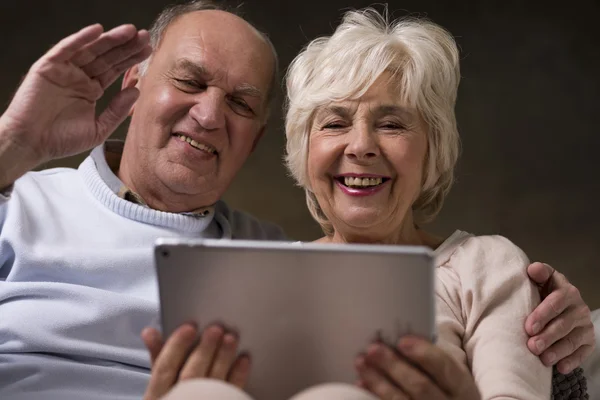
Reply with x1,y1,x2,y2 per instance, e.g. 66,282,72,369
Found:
139,1,279,104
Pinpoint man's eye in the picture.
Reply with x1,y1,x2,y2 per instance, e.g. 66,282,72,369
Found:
228,97,254,115
174,79,206,90
232,98,249,109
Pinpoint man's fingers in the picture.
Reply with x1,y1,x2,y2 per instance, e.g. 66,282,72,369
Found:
556,345,595,374
355,356,408,400
95,87,140,140
525,289,570,336
178,325,224,380
227,355,252,389
527,306,577,356
45,24,104,63
141,327,164,365
527,262,554,285
539,325,595,367
365,342,446,400
71,24,138,67
527,302,592,359
83,30,150,78
209,333,240,380
96,45,152,89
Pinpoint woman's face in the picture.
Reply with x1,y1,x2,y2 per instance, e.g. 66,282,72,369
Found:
307,73,429,242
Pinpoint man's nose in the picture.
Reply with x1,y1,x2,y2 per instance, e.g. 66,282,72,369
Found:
188,88,226,131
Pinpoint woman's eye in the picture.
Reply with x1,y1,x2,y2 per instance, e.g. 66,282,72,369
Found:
323,122,346,129
380,122,403,130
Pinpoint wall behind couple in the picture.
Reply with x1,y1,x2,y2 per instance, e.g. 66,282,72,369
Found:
1,0,598,308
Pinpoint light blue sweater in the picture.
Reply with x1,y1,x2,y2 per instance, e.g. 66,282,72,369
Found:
0,144,287,399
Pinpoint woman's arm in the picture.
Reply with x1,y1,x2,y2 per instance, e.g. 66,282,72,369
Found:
442,235,552,399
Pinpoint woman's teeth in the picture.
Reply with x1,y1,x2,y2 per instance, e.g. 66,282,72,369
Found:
343,177,384,188
175,134,216,154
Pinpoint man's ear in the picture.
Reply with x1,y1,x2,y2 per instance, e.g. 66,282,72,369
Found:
251,125,266,153
122,64,142,116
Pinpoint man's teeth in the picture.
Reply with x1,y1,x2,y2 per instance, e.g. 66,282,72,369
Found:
176,134,216,154
343,177,384,188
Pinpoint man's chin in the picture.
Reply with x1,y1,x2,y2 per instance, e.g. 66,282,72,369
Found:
156,167,217,192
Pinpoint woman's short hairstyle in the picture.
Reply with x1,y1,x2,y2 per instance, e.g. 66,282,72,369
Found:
284,7,462,235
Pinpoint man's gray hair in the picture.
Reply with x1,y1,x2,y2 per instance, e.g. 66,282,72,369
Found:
138,0,279,104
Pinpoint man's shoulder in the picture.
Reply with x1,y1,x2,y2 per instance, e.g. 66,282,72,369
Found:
14,167,80,194
215,201,288,241
1,167,81,218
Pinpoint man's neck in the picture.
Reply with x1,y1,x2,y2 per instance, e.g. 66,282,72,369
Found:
111,141,215,213
117,162,214,213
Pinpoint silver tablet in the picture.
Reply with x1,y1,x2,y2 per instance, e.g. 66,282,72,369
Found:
154,238,435,400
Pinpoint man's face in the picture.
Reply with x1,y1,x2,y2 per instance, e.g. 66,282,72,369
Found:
122,10,274,209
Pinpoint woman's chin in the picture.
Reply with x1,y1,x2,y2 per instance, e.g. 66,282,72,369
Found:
335,210,387,231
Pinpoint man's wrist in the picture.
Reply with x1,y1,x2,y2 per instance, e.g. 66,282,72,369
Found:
0,117,40,189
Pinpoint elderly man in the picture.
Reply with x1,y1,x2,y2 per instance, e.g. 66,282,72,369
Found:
0,1,594,399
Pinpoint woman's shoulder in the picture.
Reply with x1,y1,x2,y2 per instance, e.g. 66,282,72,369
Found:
436,230,530,275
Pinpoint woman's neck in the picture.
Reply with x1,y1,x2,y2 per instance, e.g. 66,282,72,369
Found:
316,224,445,250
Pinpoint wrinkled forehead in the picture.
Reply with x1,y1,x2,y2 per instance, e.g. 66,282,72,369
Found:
155,11,274,92
312,71,418,116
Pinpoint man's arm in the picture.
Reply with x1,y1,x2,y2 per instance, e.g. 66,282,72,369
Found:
0,118,42,191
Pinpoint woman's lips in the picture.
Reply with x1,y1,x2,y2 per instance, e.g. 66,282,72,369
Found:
334,178,390,197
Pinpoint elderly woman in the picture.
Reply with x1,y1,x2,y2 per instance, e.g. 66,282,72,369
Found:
281,7,546,399
279,6,594,400
141,7,596,400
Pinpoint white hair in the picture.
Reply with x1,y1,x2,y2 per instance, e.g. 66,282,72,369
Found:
284,7,461,234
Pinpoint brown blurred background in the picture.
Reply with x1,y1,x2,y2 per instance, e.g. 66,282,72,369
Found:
1,1,598,308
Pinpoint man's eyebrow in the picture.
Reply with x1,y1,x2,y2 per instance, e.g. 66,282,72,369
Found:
233,83,263,99
171,59,263,100
171,59,208,76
